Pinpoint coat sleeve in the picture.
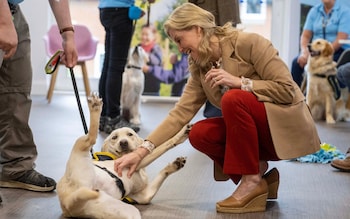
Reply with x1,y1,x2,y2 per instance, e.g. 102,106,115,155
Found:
235,32,303,104
146,73,206,147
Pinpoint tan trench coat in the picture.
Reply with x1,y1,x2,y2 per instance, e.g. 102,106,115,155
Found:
147,31,320,160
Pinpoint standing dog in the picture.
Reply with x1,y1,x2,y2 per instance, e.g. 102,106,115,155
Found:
305,38,348,123
57,94,189,219
121,46,149,125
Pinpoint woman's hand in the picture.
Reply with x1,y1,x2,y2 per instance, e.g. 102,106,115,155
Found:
205,68,240,89
114,148,148,178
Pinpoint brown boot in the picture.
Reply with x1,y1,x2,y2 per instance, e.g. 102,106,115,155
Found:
331,148,350,172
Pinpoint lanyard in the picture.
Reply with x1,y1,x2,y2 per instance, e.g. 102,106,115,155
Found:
322,12,332,39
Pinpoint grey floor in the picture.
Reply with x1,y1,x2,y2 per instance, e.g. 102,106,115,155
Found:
0,94,349,219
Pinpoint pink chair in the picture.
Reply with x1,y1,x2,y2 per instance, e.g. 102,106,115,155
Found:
43,24,99,103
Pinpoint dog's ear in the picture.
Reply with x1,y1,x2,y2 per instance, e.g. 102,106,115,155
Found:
323,41,334,57
137,136,144,145
101,136,111,152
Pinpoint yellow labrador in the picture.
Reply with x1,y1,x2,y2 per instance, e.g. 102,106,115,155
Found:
121,46,149,125
57,94,189,219
305,38,349,123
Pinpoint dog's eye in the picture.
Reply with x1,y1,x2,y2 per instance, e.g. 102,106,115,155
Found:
112,135,118,140
127,133,133,137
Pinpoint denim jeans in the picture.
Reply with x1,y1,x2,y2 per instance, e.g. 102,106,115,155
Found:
337,62,350,91
99,8,133,118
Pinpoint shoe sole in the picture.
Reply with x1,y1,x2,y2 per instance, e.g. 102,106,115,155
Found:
331,163,350,172
216,193,268,213
0,180,56,192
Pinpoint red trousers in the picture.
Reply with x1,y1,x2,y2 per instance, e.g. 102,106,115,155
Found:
189,90,280,183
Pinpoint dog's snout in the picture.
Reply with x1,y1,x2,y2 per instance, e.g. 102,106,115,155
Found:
119,140,129,151
307,44,312,52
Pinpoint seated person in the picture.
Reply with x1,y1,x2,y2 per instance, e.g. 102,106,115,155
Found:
338,62,350,90
291,0,350,87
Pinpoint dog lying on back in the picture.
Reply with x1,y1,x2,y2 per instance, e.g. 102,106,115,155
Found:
305,38,349,123
57,94,190,219
121,46,149,125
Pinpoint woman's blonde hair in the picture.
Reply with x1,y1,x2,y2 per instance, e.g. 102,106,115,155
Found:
164,3,237,73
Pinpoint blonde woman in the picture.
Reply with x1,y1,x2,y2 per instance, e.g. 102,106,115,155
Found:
114,3,320,213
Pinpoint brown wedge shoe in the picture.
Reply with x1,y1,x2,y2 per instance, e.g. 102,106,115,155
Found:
216,179,268,214
331,148,350,172
262,168,280,199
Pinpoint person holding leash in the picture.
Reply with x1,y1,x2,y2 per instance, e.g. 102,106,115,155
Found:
114,3,320,214
0,0,77,195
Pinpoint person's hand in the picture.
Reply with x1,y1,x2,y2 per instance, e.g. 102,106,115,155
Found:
297,52,308,68
0,13,18,59
142,65,150,73
205,68,240,89
60,31,78,68
114,151,143,178
169,53,178,64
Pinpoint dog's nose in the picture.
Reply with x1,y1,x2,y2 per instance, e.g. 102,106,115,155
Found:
307,44,311,52
119,140,129,151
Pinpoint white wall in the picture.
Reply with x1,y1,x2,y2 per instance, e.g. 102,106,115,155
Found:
270,0,300,68
21,1,53,95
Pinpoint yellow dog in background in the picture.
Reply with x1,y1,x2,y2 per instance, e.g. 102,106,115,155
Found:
305,38,349,123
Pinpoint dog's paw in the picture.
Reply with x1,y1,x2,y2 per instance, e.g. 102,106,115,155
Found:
326,116,336,124
173,156,186,170
88,92,103,112
185,124,193,134
130,118,141,125
162,157,187,175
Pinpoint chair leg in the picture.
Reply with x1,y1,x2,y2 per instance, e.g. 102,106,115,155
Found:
80,62,91,98
46,66,60,103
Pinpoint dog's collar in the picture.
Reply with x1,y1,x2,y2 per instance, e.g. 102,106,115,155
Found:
313,73,327,78
126,64,142,70
94,164,126,197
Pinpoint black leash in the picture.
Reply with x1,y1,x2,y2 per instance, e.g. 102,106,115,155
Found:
45,52,93,157
69,67,88,135
69,67,96,158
